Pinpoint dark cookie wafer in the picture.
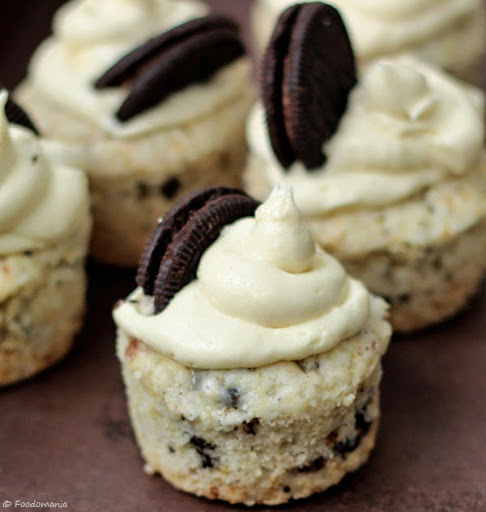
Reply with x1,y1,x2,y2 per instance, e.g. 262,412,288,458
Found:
136,187,259,313
261,5,301,169
3,94,39,135
136,186,244,295
95,16,238,88
117,28,244,122
95,16,245,122
261,3,356,170
284,3,356,168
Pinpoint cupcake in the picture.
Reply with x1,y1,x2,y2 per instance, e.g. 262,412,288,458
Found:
113,185,391,505
244,3,486,332
253,0,486,84
0,91,91,386
17,0,254,267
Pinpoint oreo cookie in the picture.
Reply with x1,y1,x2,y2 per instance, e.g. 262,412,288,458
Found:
136,187,241,295
4,95,39,135
95,16,245,122
136,187,259,313
261,2,356,170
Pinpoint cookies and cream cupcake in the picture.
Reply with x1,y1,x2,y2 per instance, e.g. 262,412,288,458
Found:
244,3,486,332
17,0,254,267
253,0,486,84
0,91,91,386
113,185,391,505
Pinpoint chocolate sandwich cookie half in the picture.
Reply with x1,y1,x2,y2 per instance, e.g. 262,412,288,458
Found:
261,2,355,169
16,0,255,267
113,185,391,505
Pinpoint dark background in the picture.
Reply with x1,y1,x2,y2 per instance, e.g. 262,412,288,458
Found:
0,1,485,511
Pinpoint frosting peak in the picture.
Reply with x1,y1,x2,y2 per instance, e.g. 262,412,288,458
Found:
249,185,315,273
114,186,371,369
198,186,340,328
327,58,484,175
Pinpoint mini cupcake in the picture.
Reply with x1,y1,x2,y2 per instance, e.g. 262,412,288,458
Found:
113,185,391,505
17,0,254,266
0,91,91,386
253,0,486,84
244,3,486,332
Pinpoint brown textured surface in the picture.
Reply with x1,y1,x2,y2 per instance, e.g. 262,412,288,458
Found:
0,1,485,511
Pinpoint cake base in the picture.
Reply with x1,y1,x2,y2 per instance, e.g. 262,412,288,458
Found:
116,298,390,505
0,231,89,386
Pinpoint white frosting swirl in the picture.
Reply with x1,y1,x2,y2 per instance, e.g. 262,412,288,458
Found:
27,0,250,138
247,57,485,217
261,0,485,64
0,91,89,255
113,186,371,369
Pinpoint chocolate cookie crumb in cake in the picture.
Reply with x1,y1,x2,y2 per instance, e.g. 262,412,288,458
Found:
113,185,391,505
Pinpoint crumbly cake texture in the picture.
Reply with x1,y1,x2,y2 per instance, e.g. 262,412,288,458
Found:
251,1,486,86
0,223,90,386
344,222,486,333
244,156,486,332
17,83,254,267
116,297,390,506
